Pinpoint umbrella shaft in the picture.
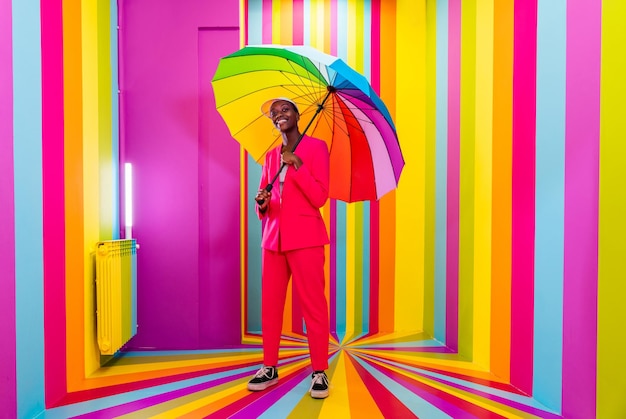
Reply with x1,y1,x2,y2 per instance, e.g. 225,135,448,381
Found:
293,88,333,154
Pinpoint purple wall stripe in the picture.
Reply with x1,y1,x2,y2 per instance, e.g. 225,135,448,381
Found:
330,190,338,341
40,0,68,406
562,0,601,417
510,0,537,395
367,0,380,336
262,0,272,43
0,0,16,416
445,0,460,352
330,0,337,56
293,0,303,45
110,0,120,237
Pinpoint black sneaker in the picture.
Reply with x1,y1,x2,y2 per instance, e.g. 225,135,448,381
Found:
247,366,278,391
310,371,329,398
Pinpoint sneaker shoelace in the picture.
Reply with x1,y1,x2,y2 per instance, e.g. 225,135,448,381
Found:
310,372,328,391
254,366,274,379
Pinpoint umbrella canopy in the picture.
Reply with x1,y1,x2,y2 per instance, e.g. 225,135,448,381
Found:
211,44,404,202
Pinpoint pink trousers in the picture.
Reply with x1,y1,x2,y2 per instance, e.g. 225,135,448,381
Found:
261,246,329,371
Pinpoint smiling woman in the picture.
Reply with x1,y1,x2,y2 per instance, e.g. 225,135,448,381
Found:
248,93,332,399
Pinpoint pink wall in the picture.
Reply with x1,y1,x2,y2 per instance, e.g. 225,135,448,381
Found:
119,0,242,349
1,0,16,414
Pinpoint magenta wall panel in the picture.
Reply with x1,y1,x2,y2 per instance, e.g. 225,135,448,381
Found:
119,0,241,349
0,0,16,415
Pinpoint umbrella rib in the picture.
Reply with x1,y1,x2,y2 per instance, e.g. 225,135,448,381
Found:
285,58,328,109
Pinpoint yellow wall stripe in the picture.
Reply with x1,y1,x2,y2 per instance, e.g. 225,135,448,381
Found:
458,0,477,359
272,0,281,44
395,0,425,332
81,0,103,381
472,0,494,370
279,0,293,45
597,0,626,416
63,0,86,392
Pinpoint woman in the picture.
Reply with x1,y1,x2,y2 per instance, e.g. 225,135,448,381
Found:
247,97,331,399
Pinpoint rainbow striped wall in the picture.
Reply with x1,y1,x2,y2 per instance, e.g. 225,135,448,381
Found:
242,0,626,417
2,0,626,418
2,0,120,417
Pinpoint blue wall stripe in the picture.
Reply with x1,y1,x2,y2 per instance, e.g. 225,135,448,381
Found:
335,200,347,341
336,0,348,62
362,0,371,81
533,0,566,412
434,0,448,343
302,0,310,45
247,0,262,46
246,3,263,333
12,1,45,418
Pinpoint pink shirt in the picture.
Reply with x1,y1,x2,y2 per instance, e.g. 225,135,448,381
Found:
256,135,330,251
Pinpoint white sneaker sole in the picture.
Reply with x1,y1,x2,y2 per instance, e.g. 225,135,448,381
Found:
247,378,278,391
310,388,329,399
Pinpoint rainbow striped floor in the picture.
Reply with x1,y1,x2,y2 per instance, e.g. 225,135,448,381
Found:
44,333,561,418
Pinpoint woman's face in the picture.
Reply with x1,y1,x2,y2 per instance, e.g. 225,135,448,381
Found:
269,100,299,132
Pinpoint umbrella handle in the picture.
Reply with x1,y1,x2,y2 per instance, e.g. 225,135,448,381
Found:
255,184,272,206
255,163,283,205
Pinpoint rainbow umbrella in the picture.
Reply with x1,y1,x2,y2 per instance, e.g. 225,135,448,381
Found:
211,44,404,202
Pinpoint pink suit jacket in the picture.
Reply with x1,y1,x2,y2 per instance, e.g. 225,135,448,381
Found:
256,135,330,252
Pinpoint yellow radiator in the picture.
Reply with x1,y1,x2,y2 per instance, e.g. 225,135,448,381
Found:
95,239,138,355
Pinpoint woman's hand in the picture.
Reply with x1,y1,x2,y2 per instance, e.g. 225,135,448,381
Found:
255,188,271,212
281,151,302,170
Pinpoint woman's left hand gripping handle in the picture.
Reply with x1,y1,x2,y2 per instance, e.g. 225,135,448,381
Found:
256,186,272,211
